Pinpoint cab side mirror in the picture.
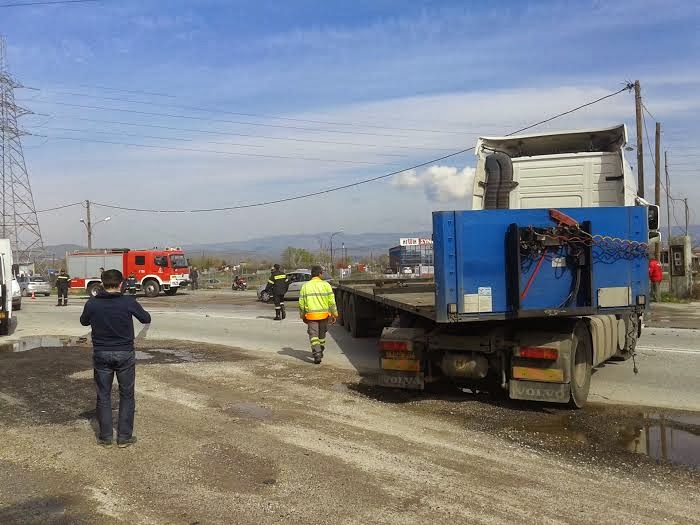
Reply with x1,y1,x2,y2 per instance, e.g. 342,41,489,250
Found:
648,205,660,231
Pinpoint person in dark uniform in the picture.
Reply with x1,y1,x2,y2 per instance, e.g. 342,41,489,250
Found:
56,268,70,307
265,264,289,320
190,267,199,291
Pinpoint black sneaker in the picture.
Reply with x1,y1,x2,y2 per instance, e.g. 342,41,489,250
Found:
313,354,322,365
117,436,137,448
97,438,113,448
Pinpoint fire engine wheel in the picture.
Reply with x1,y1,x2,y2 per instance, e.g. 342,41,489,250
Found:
164,288,178,296
87,283,102,298
143,280,161,298
569,322,592,409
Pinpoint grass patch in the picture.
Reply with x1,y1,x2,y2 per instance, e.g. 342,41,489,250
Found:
658,292,691,303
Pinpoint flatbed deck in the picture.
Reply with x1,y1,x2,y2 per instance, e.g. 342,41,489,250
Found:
336,279,437,320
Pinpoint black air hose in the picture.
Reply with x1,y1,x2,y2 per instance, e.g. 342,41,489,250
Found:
484,152,515,209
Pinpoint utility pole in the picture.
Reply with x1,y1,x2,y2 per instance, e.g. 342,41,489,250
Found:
634,80,644,198
85,199,93,250
654,122,661,260
665,151,672,293
684,198,689,237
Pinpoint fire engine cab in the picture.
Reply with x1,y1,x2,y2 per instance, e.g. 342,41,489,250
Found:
67,247,190,297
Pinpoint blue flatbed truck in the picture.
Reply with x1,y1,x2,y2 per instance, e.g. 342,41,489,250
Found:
336,126,657,407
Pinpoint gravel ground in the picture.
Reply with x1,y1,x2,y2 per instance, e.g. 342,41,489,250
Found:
0,339,698,525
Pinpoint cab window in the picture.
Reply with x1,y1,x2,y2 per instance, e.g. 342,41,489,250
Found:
154,255,169,267
135,256,146,265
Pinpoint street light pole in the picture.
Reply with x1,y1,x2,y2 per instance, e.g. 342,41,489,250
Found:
329,231,343,277
85,200,92,250
80,199,111,251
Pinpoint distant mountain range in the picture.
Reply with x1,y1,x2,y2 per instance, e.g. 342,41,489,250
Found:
44,231,431,261
42,224,699,262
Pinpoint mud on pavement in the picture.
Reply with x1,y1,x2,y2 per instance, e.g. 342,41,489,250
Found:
0,337,699,525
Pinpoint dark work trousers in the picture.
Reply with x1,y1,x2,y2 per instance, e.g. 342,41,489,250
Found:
307,318,328,357
273,294,285,318
93,350,136,441
191,279,198,291
57,286,68,305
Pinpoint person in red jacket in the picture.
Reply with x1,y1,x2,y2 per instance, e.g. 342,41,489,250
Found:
649,258,663,301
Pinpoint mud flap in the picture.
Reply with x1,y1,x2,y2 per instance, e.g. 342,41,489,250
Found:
379,371,425,390
509,379,570,403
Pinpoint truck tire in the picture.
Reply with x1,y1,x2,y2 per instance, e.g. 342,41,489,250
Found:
143,280,160,298
164,288,178,296
570,322,593,408
613,313,638,361
87,283,101,298
347,295,369,338
343,294,351,332
336,291,345,326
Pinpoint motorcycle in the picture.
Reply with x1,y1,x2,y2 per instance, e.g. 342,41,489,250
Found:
232,278,247,291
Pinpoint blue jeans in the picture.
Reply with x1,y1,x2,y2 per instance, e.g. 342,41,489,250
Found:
93,350,136,441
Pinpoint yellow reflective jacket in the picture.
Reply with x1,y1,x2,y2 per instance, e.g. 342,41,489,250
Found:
299,277,338,321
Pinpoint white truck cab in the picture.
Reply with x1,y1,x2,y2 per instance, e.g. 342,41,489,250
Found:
472,124,639,210
0,239,14,335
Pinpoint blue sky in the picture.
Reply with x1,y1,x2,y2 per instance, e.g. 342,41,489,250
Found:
1,0,699,248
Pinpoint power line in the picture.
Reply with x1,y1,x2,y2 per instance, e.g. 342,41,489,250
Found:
642,102,657,122
0,0,97,7
641,109,656,171
37,125,410,158
27,100,427,139
85,84,632,214
30,115,458,152
43,135,396,166
36,90,475,135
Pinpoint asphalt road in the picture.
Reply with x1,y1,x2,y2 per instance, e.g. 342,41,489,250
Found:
6,291,700,411
7,291,700,411
1,292,698,524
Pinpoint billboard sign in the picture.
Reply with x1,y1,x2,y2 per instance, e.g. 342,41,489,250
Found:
399,237,433,246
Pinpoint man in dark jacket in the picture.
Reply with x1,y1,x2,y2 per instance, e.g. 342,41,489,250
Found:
190,266,199,291
80,269,151,448
56,269,70,307
265,264,289,320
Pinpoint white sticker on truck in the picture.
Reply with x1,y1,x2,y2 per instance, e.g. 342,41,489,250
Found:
463,287,493,313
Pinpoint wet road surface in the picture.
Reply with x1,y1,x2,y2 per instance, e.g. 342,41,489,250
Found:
0,337,698,524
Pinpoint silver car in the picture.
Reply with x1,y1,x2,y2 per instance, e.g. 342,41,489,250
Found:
257,269,312,302
21,276,51,297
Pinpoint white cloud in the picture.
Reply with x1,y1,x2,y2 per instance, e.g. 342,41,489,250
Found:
393,165,476,203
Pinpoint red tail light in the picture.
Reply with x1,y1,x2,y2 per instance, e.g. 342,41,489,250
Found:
380,340,409,352
519,347,558,360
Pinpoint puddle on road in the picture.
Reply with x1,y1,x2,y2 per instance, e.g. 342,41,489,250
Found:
0,336,88,353
224,402,273,420
617,413,700,469
0,337,207,365
517,409,700,470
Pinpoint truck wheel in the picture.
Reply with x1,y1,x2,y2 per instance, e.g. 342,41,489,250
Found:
343,294,351,332
348,295,368,338
164,288,177,296
570,323,592,408
613,313,638,361
87,283,101,298
337,292,345,326
143,280,160,298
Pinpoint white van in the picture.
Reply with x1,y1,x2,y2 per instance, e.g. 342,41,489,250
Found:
0,239,14,335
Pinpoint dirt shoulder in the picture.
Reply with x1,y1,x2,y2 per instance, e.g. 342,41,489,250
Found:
0,339,698,524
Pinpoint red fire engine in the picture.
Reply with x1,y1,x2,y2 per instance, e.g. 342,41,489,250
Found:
67,248,190,297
